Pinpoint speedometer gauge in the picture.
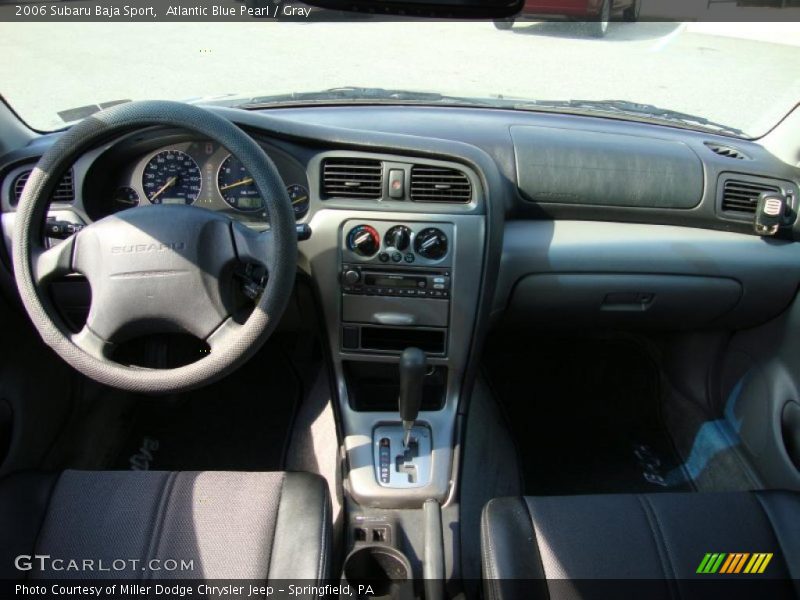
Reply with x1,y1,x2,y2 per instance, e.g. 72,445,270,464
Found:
142,150,201,205
217,154,262,212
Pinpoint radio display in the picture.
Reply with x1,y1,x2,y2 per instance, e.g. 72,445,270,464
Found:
366,275,420,289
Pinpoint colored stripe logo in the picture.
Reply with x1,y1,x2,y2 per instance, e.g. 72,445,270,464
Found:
696,553,773,574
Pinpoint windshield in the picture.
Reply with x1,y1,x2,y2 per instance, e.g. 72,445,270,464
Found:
1,21,798,137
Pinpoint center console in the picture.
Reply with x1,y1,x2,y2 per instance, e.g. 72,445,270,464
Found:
339,220,455,494
299,152,485,509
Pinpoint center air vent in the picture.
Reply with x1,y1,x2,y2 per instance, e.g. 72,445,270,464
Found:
720,177,781,215
11,169,75,207
321,158,382,199
410,165,471,203
705,142,749,160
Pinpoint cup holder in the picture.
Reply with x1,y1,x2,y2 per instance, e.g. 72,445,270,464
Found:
342,545,414,600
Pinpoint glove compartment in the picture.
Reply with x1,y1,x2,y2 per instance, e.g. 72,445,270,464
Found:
503,273,741,329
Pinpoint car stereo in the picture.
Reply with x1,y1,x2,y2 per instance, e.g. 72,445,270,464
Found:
341,265,450,299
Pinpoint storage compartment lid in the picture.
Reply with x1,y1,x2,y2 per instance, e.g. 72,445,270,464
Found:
504,273,741,329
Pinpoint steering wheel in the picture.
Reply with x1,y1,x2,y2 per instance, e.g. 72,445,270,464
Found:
12,101,298,394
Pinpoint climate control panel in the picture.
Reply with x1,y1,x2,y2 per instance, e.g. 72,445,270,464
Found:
342,220,454,268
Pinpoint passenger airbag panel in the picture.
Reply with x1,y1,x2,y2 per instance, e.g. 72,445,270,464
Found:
511,126,704,209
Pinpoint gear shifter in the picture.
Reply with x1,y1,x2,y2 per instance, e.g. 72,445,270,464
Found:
399,347,427,447
374,347,432,487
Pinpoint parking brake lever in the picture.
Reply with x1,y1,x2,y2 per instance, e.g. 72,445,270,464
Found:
398,347,426,448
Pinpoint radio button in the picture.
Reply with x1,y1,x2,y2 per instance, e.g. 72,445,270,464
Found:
433,277,445,284
343,270,361,285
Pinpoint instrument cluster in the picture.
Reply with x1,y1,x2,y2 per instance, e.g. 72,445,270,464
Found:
98,140,310,225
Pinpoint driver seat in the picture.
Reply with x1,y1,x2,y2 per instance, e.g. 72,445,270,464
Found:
0,469,331,580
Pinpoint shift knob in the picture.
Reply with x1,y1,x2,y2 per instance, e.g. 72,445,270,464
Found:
399,347,427,446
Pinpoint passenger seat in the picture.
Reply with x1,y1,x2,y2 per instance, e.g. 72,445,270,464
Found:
481,491,800,600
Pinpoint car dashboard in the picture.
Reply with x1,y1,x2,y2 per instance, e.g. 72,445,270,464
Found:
1,102,800,507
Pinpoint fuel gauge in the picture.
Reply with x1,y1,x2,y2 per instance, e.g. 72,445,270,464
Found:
112,186,140,212
287,184,309,220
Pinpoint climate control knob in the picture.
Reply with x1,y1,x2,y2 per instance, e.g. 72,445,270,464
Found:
385,225,412,251
414,227,448,260
347,224,380,257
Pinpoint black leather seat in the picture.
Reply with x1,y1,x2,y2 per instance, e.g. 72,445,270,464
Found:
1,470,331,581
482,491,800,600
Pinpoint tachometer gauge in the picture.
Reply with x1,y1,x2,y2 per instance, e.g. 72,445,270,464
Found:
217,154,262,212
111,186,139,212
287,184,309,220
142,150,201,205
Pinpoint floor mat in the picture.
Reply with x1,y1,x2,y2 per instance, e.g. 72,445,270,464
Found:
115,345,299,472
484,336,691,496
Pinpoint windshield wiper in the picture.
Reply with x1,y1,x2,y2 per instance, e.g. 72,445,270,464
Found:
235,87,497,109
509,99,746,137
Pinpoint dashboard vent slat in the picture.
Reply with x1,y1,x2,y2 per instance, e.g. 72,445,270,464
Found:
705,142,749,160
322,158,382,199
11,169,75,206
410,165,471,203
11,171,30,206
721,178,781,215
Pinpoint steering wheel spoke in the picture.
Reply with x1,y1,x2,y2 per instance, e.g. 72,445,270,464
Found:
32,236,77,285
231,220,272,267
206,316,244,354
70,324,112,361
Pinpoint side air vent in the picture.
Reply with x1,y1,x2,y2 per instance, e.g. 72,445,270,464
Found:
720,178,781,215
705,142,749,160
321,158,382,199
11,171,30,206
410,165,472,203
11,169,75,206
